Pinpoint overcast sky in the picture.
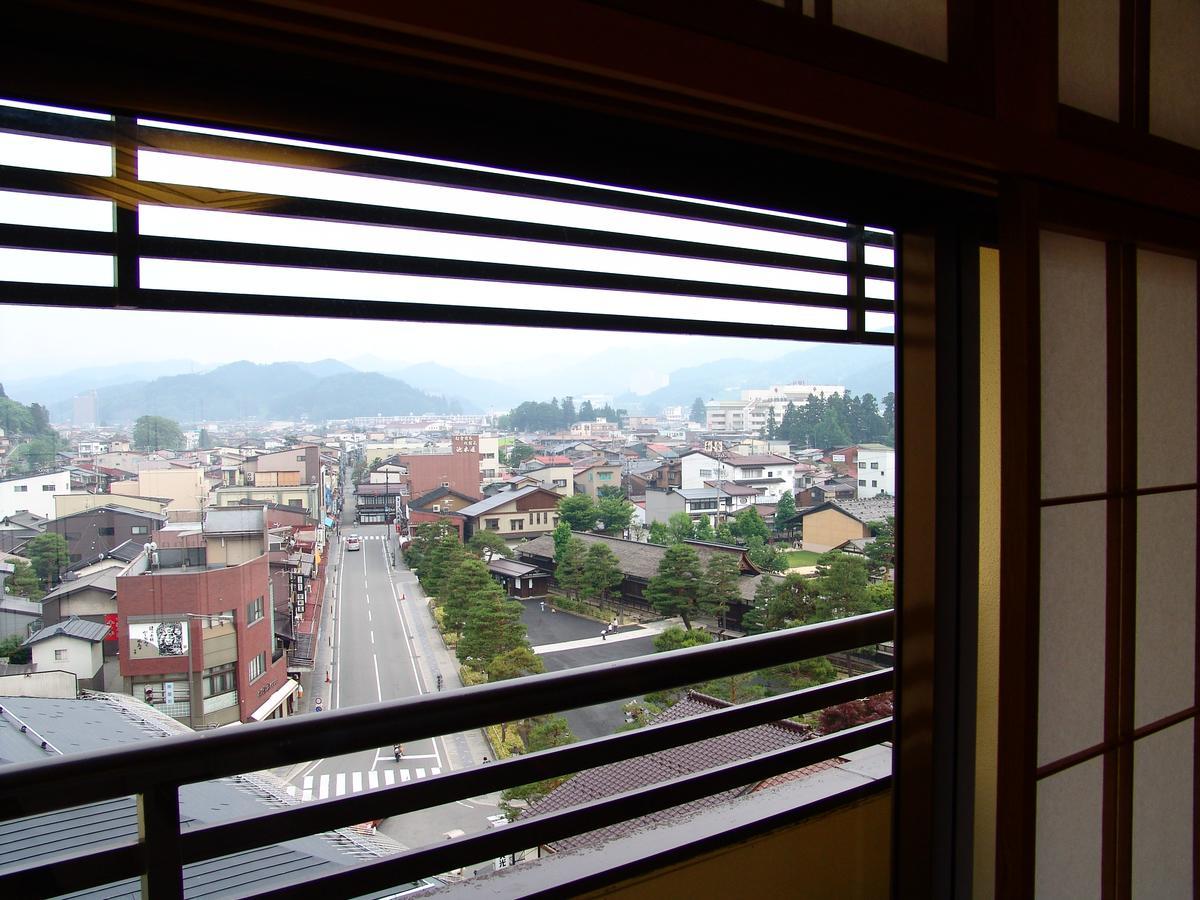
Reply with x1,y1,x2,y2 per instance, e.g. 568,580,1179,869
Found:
0,302,799,384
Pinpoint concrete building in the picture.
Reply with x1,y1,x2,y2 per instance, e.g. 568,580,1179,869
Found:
0,470,72,521
572,460,623,500
23,617,110,689
46,504,166,568
680,451,796,506
705,384,845,434
854,443,896,498
800,498,895,553
71,390,98,428
109,467,209,513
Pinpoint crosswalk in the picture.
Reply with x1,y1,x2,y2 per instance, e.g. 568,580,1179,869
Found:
287,767,442,801
345,534,388,541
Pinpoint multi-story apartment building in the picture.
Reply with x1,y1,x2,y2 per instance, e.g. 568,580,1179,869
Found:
705,383,846,433
47,504,166,567
679,451,797,506
854,443,896,499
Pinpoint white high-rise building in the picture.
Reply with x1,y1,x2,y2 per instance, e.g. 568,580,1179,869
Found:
705,383,846,433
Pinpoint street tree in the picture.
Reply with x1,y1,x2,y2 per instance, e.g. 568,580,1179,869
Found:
467,530,512,561
552,520,572,560
699,552,742,628
132,415,184,451
441,556,495,635
554,537,587,600
666,511,695,544
644,543,703,629
647,521,669,545
26,532,69,588
556,494,598,531
9,435,63,474
581,542,624,606
763,406,778,439
487,645,544,682
692,515,714,542
421,531,467,602
594,494,634,536
458,588,528,667
525,715,573,751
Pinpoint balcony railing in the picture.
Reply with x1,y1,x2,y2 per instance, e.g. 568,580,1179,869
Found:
0,610,893,898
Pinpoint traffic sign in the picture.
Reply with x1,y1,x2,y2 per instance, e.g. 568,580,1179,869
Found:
314,697,323,712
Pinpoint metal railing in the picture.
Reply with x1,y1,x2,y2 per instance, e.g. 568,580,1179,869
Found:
0,610,893,898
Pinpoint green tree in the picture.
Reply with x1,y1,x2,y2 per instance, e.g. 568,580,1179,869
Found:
690,397,707,423
440,556,494,635
647,521,669,545
746,536,785,573
594,494,634,536
525,715,573,751
554,536,587,600
715,521,736,545
557,494,598,531
581,542,624,606
487,645,545,682
652,624,713,653
133,415,185,451
3,558,41,599
26,532,69,588
864,517,896,579
774,491,797,536
810,552,873,621
9,434,64,473
0,396,34,435
692,514,714,542
700,552,742,628
198,427,213,448
645,543,703,629
666,511,695,543
763,406,778,439
458,589,528,667
467,529,512,561
421,531,467,604
0,635,31,665
551,520,572,560
730,506,770,545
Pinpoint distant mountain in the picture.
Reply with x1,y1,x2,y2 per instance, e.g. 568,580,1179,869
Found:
386,363,513,413
5,359,201,407
618,343,895,413
45,362,454,424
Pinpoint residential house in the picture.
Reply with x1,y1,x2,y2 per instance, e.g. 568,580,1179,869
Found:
393,450,481,500
644,486,735,529
570,418,618,439
47,504,166,568
353,481,408,525
23,617,110,689
572,459,623,500
517,532,773,630
405,486,477,539
0,470,72,521
367,463,408,484
522,461,573,496
0,511,47,553
53,492,170,520
457,486,562,544
680,451,796,505
825,446,859,477
854,443,896,498
796,478,857,508
486,558,551,599
210,483,321,519
109,467,209,515
800,498,895,554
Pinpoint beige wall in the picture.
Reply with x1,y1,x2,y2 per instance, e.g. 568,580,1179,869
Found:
212,486,316,512
530,465,573,495
0,670,77,699
203,620,238,668
802,508,870,553
31,635,103,680
57,587,118,618
55,492,168,518
574,465,622,500
207,536,265,567
110,469,207,509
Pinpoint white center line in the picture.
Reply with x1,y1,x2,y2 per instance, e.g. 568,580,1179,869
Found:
372,653,382,703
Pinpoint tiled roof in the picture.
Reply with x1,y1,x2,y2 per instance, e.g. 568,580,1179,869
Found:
24,616,111,645
40,567,120,601
409,486,479,509
724,454,796,466
457,486,555,517
704,480,760,496
521,691,827,852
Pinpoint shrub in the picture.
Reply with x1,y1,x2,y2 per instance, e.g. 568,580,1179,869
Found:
459,665,488,686
485,723,525,759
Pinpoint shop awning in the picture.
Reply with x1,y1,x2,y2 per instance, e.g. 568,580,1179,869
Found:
249,678,300,721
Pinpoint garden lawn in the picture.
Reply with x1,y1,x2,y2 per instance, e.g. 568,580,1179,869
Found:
782,550,822,568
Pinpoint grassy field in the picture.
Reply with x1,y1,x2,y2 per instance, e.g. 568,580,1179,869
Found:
782,550,822,568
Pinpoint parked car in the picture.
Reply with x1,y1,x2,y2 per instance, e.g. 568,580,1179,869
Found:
346,534,362,551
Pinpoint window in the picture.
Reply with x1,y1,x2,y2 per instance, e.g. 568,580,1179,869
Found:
203,663,236,697
131,526,148,535
98,527,115,536
859,479,867,486
598,471,612,480
288,499,303,507
859,461,867,469
64,532,80,541
41,484,55,491
247,596,264,624
485,518,500,530
870,462,879,469
248,652,266,682
54,649,68,661
553,479,567,488
510,519,524,530
699,469,714,478
871,480,878,487
296,454,305,461
12,486,26,493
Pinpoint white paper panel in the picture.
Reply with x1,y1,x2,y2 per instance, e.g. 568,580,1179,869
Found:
1058,0,1120,120
1040,231,1108,499
1036,757,1104,899
1150,0,1200,149
1133,721,1194,898
1135,491,1196,728
1137,249,1198,489
1039,502,1108,765
832,0,948,61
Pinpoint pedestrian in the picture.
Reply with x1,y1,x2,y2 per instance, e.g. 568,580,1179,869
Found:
539,600,545,612
601,629,606,641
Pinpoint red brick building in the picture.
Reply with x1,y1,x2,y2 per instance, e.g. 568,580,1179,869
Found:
116,552,294,726
395,451,481,500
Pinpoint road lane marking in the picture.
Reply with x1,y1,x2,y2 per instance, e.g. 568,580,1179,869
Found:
318,774,330,799
367,608,372,622
387,565,446,772
431,767,441,776
400,770,411,782
368,770,378,789
352,772,362,792
416,768,426,778
370,630,375,644
372,653,382,703
384,770,395,785
335,773,346,796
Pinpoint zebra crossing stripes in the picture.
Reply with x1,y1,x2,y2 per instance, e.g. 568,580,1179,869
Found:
286,767,441,801
345,534,388,541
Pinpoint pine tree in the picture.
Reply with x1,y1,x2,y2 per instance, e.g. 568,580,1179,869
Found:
555,537,587,599
458,587,528,666
690,397,706,422
645,543,703,629
699,553,742,629
441,556,495,635
581,543,624,606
